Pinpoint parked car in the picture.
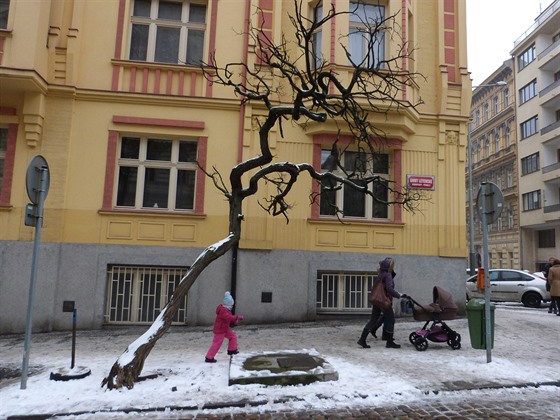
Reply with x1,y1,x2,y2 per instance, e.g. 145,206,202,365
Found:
466,269,550,308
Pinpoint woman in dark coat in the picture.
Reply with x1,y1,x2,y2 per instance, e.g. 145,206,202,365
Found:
358,258,405,349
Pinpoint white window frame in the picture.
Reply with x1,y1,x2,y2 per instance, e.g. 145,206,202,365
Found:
129,0,207,65
319,149,391,220
348,1,386,69
115,135,198,211
311,1,323,69
316,271,376,312
105,265,188,324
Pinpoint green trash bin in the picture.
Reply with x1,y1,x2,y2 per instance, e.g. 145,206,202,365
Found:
466,299,495,349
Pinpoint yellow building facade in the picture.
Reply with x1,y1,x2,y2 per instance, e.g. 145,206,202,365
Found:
0,0,471,333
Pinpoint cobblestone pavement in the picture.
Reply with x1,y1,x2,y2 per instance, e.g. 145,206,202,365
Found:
24,386,555,419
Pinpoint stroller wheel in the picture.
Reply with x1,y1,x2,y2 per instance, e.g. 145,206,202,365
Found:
447,334,461,350
414,338,428,351
409,332,419,345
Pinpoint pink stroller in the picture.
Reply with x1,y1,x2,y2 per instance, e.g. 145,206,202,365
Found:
405,286,461,351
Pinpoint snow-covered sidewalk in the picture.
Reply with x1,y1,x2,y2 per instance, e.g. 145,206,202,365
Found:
1,304,559,418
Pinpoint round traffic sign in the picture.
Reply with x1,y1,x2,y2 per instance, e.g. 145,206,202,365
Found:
26,155,50,204
476,182,504,224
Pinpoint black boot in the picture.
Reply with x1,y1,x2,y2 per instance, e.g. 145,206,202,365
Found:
369,319,382,338
357,329,371,348
385,332,401,349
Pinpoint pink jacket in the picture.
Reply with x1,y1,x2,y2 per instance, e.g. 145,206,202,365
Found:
213,304,241,334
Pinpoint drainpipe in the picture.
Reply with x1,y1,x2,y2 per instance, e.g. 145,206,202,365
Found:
231,0,251,310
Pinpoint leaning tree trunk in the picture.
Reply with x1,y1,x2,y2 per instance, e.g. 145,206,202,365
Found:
101,232,238,389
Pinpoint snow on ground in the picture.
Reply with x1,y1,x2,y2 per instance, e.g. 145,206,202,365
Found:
1,304,559,418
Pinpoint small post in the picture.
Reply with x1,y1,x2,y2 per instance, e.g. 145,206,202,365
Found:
71,309,77,369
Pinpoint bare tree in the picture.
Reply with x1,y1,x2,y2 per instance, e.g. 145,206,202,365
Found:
102,0,423,390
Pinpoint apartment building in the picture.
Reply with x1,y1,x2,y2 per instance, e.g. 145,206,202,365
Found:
0,0,471,334
510,0,560,271
468,60,520,270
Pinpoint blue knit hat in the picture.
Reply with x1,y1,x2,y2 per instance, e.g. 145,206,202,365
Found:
223,291,234,306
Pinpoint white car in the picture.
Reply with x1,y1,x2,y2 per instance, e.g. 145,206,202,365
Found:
466,269,550,308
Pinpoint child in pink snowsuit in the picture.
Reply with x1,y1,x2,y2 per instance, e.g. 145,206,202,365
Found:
205,291,244,363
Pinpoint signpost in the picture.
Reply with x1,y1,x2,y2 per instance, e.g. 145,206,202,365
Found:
476,182,504,363
21,155,50,389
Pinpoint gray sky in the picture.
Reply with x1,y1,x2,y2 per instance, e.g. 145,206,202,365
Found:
466,0,554,86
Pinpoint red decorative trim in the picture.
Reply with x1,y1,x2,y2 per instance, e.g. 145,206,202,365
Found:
0,37,5,66
112,115,205,129
0,124,17,206
206,0,219,97
330,0,336,64
0,107,16,115
195,136,208,213
111,0,127,91
102,131,119,210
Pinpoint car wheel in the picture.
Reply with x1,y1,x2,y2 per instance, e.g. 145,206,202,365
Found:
521,292,542,308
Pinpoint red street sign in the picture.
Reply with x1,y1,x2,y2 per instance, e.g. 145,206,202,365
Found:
406,174,435,190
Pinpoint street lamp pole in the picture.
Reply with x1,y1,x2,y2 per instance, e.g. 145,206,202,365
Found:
467,81,507,274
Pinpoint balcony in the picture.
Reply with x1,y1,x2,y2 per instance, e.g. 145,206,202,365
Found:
541,119,560,143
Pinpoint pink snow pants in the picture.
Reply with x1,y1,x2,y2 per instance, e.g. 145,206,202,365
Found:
205,329,238,359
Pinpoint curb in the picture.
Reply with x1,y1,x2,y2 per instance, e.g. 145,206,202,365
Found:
7,381,560,419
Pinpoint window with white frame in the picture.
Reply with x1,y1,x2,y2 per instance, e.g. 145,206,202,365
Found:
521,152,539,175
475,109,480,126
522,190,541,211
494,130,500,153
0,0,9,29
520,116,538,140
311,1,323,69
505,123,511,147
116,136,198,210
518,43,536,70
506,167,513,188
493,95,499,116
316,271,376,311
348,1,385,69
484,136,490,158
482,103,489,122
320,149,390,219
519,79,537,105
129,0,206,65
503,88,509,107
105,265,188,324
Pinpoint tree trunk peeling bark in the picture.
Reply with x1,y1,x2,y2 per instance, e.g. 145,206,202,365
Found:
101,233,238,389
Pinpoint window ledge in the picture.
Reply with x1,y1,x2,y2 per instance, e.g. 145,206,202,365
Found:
98,208,206,219
307,217,404,228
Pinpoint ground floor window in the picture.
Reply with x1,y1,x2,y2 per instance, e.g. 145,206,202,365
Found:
316,271,376,312
105,265,188,324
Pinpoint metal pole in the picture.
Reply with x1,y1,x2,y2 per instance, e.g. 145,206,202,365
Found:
20,167,47,389
71,309,77,369
467,122,477,276
481,182,492,363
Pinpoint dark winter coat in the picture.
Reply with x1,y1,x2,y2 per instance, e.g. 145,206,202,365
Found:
380,269,401,300
213,304,241,334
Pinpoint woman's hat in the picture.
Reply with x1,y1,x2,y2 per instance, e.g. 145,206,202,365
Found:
380,259,391,271
223,291,234,306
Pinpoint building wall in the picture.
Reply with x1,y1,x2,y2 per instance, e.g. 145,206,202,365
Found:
510,0,560,270
468,60,521,270
0,0,471,334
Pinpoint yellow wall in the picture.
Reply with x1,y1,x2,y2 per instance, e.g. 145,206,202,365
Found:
1,0,470,258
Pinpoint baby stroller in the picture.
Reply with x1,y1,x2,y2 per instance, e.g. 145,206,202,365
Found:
405,286,461,351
